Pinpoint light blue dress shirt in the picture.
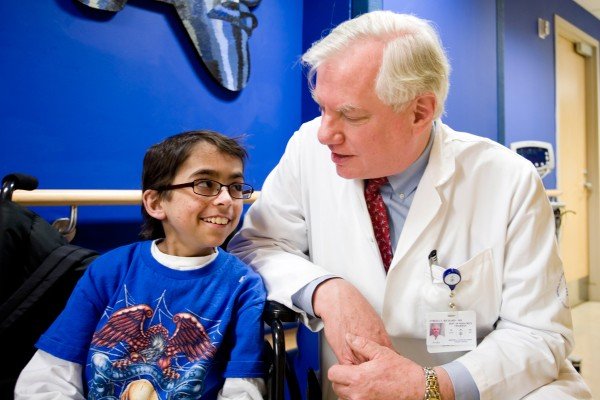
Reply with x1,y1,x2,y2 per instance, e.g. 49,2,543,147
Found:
292,127,479,399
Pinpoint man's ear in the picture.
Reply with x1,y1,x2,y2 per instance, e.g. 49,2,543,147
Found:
142,189,166,221
412,93,436,127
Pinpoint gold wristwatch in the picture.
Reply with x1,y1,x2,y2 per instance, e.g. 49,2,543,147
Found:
423,367,442,400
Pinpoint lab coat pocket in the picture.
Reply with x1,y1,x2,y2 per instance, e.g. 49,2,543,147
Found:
423,249,499,325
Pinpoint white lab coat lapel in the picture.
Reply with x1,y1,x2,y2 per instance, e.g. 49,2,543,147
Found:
390,123,455,269
347,178,373,241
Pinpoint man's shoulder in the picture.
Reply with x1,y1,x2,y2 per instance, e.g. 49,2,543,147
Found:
298,115,322,132
440,123,532,168
292,116,325,148
440,123,502,150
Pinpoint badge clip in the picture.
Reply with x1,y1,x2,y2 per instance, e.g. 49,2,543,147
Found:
443,268,461,309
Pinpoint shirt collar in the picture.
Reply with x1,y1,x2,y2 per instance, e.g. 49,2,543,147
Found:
387,126,435,197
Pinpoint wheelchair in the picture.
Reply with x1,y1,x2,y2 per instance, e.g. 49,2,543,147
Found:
0,173,321,400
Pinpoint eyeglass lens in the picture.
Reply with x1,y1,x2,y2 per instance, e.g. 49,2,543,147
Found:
194,179,252,199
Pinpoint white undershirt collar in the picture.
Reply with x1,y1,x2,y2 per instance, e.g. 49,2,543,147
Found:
151,240,219,271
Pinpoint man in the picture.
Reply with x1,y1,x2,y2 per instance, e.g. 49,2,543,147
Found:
429,323,444,342
229,11,591,400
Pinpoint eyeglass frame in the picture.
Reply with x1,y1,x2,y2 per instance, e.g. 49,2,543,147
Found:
156,179,254,200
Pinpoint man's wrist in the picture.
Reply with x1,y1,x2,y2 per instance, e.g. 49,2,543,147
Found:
423,367,442,400
292,275,338,317
434,366,456,400
312,277,343,318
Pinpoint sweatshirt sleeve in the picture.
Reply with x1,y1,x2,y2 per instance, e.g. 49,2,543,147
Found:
15,350,85,400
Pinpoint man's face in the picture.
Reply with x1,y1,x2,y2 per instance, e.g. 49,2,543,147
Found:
313,39,429,179
432,325,441,336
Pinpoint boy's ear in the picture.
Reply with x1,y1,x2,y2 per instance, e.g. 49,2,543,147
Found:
142,189,166,221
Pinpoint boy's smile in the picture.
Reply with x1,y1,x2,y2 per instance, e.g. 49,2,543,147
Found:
202,216,230,225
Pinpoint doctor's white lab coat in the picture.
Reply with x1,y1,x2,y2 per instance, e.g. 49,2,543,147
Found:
229,118,591,399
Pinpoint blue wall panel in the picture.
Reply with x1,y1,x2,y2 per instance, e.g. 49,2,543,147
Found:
383,0,498,141
0,0,303,227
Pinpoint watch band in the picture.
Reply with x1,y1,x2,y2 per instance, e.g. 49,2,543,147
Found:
423,367,442,400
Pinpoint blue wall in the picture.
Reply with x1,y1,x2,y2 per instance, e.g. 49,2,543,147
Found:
1,0,303,231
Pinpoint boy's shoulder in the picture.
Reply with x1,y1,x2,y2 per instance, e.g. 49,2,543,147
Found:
219,249,256,272
95,240,148,260
218,250,264,284
87,240,150,274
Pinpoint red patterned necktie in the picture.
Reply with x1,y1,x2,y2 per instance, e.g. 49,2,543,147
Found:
364,177,393,271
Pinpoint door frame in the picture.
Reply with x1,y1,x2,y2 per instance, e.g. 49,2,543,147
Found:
555,15,600,301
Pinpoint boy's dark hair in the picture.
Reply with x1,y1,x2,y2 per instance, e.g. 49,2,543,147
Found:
140,130,248,240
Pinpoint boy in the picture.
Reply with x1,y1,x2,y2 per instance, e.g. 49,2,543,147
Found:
15,130,266,399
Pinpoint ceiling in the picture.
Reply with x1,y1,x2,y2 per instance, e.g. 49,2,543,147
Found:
573,0,600,19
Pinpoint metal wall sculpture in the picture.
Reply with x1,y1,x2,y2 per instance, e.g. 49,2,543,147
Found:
77,0,262,91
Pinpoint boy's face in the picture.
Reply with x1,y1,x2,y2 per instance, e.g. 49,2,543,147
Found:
155,142,245,257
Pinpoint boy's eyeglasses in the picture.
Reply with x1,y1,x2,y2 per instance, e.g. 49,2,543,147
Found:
158,179,254,200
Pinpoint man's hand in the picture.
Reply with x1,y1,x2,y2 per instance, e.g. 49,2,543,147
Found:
329,334,455,400
312,278,392,365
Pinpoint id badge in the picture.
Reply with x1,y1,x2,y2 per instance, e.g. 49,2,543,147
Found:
426,310,476,353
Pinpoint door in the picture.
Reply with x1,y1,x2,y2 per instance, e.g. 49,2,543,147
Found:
555,16,599,305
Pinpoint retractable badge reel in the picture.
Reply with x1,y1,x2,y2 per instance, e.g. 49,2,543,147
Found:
428,250,462,310
443,268,461,310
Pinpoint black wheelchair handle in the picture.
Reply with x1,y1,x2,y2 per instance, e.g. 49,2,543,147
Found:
263,300,299,324
1,173,39,201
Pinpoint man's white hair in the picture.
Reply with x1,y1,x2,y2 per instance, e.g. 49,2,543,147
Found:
302,11,451,119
